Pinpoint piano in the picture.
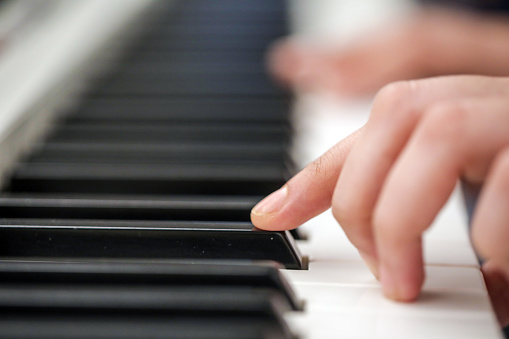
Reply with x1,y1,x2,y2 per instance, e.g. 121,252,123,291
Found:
0,0,503,338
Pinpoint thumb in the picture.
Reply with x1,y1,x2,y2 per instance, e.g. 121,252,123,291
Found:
251,127,364,230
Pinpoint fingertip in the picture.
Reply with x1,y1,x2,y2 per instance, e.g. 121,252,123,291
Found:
251,186,288,217
380,264,423,302
253,129,363,232
377,239,425,302
250,186,289,231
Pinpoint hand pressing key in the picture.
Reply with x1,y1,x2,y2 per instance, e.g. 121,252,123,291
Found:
251,75,509,327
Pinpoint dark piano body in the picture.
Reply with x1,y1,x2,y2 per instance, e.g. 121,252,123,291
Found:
0,1,307,338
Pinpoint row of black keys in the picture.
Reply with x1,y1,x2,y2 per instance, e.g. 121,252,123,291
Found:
0,260,300,339
0,1,303,338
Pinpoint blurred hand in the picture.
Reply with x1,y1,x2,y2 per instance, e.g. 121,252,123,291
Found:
268,8,509,97
251,75,509,326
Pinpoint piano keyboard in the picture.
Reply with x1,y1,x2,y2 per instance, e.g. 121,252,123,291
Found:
0,0,503,338
0,1,305,338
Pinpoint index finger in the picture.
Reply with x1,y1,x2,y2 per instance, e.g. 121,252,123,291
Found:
251,127,364,230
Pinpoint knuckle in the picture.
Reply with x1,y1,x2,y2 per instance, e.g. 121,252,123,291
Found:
371,80,421,124
372,82,411,114
331,189,365,230
331,196,352,226
418,101,469,144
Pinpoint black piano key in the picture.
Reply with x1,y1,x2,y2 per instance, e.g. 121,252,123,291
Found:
119,49,270,65
28,142,289,164
0,195,305,241
175,0,287,14
7,162,288,195
11,162,288,179
140,32,284,53
0,194,306,240
112,61,269,84
149,13,287,28
114,33,277,52
0,286,293,339
138,0,287,26
119,20,286,56
0,220,305,269
0,260,301,310
65,97,290,123
0,194,260,222
45,123,290,144
92,73,283,97
145,22,286,43
8,177,283,196
0,286,289,315
288,229,304,241
112,61,268,78
0,315,289,339
25,150,288,167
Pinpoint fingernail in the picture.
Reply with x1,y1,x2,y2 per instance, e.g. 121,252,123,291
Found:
251,186,288,217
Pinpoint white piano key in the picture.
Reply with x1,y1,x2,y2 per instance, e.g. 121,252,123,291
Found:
284,264,501,339
292,283,492,318
423,186,480,267
297,210,362,263
284,262,486,293
286,310,502,339
297,198,479,268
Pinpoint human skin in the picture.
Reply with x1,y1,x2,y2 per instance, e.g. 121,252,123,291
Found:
251,76,509,326
268,8,509,97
